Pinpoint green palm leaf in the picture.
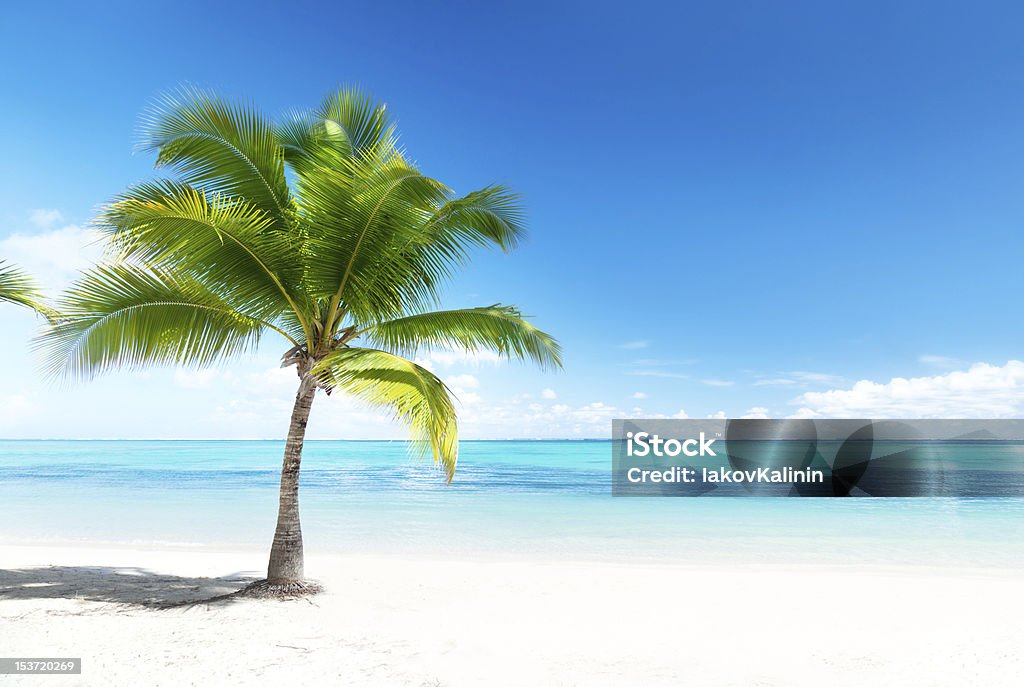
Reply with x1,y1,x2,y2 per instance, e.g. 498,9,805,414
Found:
40,263,272,380
365,305,563,370
277,88,397,177
339,185,528,325
421,185,526,252
313,347,459,480
98,179,311,337
0,260,46,312
299,155,451,311
139,87,292,223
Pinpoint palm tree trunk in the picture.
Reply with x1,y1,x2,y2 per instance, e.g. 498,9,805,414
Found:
267,373,317,583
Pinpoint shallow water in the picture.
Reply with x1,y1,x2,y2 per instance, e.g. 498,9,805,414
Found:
1,440,1022,568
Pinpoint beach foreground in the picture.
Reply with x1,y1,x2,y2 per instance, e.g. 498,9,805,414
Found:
1,544,1020,686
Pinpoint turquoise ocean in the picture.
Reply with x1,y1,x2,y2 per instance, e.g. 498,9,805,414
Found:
2,440,1023,568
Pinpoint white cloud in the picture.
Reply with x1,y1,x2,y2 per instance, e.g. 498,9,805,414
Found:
918,354,962,369
740,407,771,419
446,374,481,406
572,401,617,421
415,349,502,369
0,219,101,294
29,209,64,229
630,391,648,399
701,379,735,387
628,358,698,366
449,398,627,438
540,388,557,400
641,408,689,420
791,371,844,385
244,366,301,394
753,378,798,386
455,392,481,405
0,393,38,430
619,340,649,350
630,370,689,380
447,373,480,390
754,371,843,387
790,361,1024,418
173,368,226,389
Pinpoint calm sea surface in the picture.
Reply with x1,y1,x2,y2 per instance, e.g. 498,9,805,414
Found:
1,440,1022,568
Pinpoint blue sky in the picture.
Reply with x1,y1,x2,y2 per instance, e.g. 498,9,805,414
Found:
3,0,1024,438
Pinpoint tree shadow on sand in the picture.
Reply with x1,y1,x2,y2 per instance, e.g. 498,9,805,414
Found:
0,565,260,608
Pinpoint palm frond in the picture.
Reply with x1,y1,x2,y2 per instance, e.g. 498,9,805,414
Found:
298,153,452,320
39,263,272,380
98,179,310,332
313,347,458,480
277,88,397,175
421,185,526,252
317,88,397,158
0,260,43,309
139,87,292,223
330,184,527,323
276,110,343,180
364,305,563,370
297,159,529,327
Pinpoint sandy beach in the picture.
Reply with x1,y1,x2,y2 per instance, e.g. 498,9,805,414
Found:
1,543,1021,686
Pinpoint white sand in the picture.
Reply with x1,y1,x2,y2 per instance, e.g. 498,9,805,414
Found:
1,543,1021,686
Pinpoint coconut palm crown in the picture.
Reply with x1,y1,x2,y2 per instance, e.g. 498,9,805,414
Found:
41,88,562,589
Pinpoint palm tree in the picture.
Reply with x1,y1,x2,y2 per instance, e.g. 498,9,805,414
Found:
0,261,47,312
41,88,562,594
